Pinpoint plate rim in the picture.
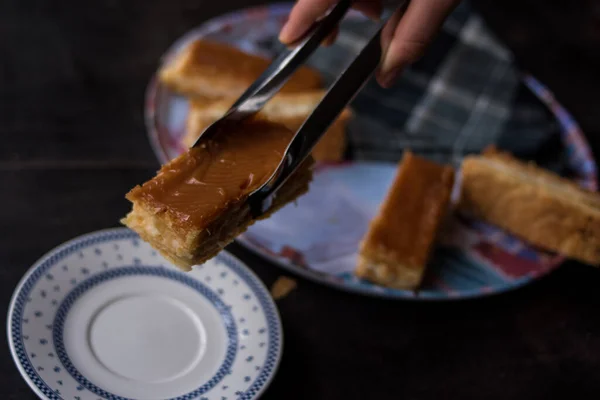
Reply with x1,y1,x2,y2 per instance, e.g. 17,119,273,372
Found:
235,234,561,302
7,227,283,400
143,2,598,301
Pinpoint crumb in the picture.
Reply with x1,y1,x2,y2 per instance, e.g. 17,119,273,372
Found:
270,276,297,300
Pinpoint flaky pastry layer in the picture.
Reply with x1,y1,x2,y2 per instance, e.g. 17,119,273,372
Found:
459,149,600,265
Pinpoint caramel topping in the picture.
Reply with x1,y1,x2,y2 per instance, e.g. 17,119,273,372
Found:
127,118,293,228
181,40,322,93
362,152,455,268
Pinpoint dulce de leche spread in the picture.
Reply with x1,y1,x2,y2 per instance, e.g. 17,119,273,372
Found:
127,119,293,228
362,152,455,269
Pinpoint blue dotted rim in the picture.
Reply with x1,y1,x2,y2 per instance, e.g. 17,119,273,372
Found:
52,266,238,400
7,228,283,400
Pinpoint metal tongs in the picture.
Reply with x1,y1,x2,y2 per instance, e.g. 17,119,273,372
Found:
193,0,388,217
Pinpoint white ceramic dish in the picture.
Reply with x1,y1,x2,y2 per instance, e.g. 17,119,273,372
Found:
7,228,282,400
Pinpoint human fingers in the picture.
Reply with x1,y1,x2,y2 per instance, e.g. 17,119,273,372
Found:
380,1,407,61
279,0,383,45
377,0,460,87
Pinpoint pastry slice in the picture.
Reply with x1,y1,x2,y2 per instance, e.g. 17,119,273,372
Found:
459,146,600,265
159,39,322,99
183,91,352,162
122,118,313,271
356,152,455,289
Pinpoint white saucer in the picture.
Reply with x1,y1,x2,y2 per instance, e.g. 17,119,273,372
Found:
7,228,282,400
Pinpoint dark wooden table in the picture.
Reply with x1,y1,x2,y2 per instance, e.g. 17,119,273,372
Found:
2,1,600,399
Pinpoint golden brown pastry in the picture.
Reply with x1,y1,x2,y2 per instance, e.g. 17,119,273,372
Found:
183,91,352,162
159,39,322,99
459,147,600,265
122,117,313,270
356,152,455,289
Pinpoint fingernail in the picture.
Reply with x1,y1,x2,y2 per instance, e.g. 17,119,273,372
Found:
279,23,300,44
378,68,401,88
379,67,401,88
279,23,292,43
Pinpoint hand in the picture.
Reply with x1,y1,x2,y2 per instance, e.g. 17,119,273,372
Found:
279,0,461,88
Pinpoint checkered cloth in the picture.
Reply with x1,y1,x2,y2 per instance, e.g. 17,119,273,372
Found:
261,2,566,172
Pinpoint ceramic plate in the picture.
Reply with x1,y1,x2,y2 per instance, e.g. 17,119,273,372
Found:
7,228,282,400
145,3,597,300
